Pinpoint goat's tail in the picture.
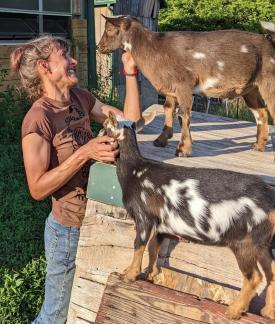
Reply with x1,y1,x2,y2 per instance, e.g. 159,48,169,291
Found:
261,21,275,45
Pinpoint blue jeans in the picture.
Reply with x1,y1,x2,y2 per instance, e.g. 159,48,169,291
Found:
33,212,80,324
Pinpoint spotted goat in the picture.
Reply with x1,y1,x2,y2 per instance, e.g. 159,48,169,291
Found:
98,16,275,158
102,111,275,320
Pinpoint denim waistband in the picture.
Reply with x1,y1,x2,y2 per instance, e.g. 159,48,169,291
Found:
47,212,80,235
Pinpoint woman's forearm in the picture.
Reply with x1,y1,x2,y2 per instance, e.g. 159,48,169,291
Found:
124,75,142,122
30,147,89,200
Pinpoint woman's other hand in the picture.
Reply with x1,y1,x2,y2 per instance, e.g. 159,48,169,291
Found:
82,136,119,163
122,52,137,74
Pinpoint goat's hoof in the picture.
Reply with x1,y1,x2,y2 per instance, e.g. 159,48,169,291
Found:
119,268,139,283
119,272,137,283
153,138,168,147
250,143,264,152
146,268,161,282
225,305,245,320
175,150,192,158
261,306,275,320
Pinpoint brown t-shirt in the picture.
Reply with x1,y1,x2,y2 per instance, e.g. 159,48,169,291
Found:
22,87,97,227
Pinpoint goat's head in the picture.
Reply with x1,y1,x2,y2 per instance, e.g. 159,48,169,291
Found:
97,15,139,54
99,111,156,141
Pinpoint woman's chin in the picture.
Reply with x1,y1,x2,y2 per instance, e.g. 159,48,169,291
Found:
68,76,78,87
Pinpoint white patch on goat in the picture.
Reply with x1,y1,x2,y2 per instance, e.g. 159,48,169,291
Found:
186,67,193,72
133,169,136,175
208,197,266,241
123,41,132,52
202,77,220,90
140,230,146,241
161,179,208,235
270,58,275,64
162,180,182,208
136,168,148,178
250,110,262,125
142,178,155,190
217,61,225,70
193,52,206,59
117,128,125,141
240,45,248,53
184,179,208,227
140,191,147,204
158,206,201,240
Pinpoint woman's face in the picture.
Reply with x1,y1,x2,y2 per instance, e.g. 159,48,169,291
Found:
45,47,78,88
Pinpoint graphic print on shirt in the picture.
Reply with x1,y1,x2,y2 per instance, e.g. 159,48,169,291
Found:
65,102,93,182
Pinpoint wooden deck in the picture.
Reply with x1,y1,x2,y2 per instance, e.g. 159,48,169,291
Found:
138,105,275,186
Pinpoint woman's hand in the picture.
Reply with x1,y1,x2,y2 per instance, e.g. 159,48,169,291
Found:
82,136,119,162
122,51,137,74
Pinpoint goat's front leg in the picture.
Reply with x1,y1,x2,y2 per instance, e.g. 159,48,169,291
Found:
120,220,153,282
176,91,193,157
146,233,165,282
154,96,176,147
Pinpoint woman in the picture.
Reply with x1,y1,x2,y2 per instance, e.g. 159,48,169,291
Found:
10,35,141,323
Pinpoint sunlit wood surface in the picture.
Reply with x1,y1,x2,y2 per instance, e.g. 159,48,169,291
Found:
139,105,275,185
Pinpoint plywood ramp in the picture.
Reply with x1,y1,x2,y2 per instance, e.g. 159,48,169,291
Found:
95,273,271,324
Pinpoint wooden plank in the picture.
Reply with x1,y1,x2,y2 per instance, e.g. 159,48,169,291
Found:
150,267,239,306
95,273,271,324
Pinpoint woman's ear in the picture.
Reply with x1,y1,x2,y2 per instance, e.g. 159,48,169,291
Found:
135,111,156,132
37,59,50,74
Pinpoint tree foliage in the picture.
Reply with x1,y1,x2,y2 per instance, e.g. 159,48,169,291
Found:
159,0,275,32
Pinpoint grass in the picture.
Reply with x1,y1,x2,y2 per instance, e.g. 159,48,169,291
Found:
0,88,50,322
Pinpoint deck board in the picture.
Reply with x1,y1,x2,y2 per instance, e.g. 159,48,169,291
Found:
138,105,275,185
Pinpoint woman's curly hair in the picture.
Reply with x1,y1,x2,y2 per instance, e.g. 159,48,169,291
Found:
10,35,69,101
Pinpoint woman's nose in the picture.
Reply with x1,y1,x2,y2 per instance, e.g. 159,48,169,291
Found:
71,57,78,66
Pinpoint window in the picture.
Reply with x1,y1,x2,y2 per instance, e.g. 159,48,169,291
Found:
0,0,72,41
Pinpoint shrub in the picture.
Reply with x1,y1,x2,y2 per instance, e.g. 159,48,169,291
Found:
159,0,275,32
0,258,46,323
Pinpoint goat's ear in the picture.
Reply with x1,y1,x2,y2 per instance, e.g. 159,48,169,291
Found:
108,111,118,127
101,14,131,30
135,111,156,133
260,21,275,33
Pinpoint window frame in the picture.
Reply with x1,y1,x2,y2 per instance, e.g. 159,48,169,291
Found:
0,0,72,42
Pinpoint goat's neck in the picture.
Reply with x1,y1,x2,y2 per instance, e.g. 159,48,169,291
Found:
126,27,157,71
116,128,144,173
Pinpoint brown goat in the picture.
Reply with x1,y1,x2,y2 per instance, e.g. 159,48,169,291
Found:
98,16,275,158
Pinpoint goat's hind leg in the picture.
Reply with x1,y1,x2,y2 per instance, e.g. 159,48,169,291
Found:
258,79,275,159
258,247,275,320
243,89,269,151
226,244,263,320
154,96,176,147
120,219,153,282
